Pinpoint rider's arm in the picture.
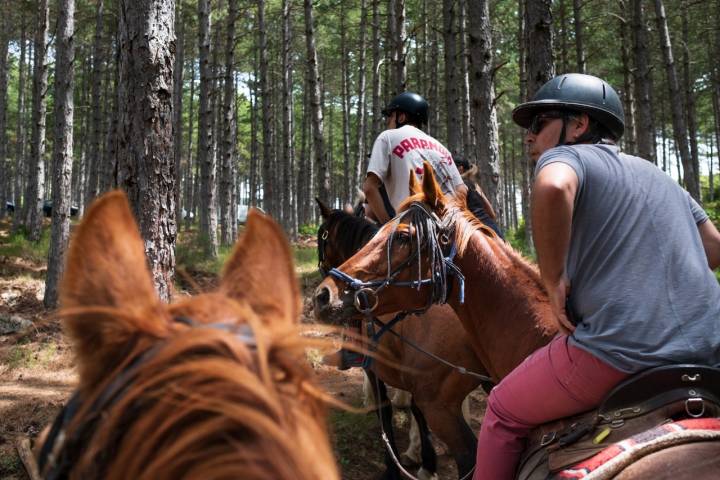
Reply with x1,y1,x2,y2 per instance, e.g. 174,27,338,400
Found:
363,173,391,224
531,162,579,334
698,219,720,270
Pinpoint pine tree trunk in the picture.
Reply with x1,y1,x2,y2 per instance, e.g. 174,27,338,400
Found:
10,12,27,222
185,58,195,229
100,46,119,193
573,0,586,73
681,0,699,194
632,0,656,163
85,0,105,206
25,0,49,241
353,0,369,197
116,0,176,301
428,2,440,135
173,0,184,222
44,0,75,308
654,0,698,200
340,2,351,206
618,1,636,155
443,0,462,155
558,0,568,73
459,0,472,158
0,4,9,221
197,0,217,257
524,0,554,252
220,0,237,245
370,0,383,139
393,0,407,94
249,54,258,207
468,0,500,211
304,0,328,205
281,0,296,237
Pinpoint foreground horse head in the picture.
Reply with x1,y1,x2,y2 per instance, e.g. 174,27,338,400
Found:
39,191,338,480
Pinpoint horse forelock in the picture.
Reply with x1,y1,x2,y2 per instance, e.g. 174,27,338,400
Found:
59,302,337,480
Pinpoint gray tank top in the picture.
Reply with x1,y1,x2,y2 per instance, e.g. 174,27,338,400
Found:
536,144,720,373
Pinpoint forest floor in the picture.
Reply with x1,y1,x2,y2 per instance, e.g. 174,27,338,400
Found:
0,218,487,480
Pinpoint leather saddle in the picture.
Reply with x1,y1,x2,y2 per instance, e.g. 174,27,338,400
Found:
516,364,720,480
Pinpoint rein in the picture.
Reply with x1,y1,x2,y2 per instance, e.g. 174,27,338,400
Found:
328,202,465,314
37,317,258,480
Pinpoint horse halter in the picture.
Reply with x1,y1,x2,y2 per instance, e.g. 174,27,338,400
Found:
328,202,465,315
37,317,257,480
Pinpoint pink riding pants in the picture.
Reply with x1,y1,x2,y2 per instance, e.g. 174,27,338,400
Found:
473,335,629,480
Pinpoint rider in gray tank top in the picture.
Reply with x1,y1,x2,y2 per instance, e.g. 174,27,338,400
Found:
536,144,720,373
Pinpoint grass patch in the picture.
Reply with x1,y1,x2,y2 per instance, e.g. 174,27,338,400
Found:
0,225,51,262
5,341,59,370
294,246,318,274
330,408,383,468
0,451,21,477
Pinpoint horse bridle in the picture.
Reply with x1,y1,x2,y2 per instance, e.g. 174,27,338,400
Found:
327,202,465,315
37,317,257,480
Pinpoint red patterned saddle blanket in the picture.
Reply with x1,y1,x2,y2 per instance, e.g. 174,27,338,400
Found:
555,418,720,479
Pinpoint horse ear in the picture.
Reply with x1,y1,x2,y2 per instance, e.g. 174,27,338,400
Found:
408,169,421,195
221,209,300,325
315,197,333,219
60,190,164,391
421,161,446,209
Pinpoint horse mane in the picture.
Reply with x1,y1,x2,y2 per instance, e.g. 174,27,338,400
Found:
323,210,379,256
60,301,335,480
441,197,555,334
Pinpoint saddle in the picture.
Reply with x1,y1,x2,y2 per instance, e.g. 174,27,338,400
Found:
516,364,720,480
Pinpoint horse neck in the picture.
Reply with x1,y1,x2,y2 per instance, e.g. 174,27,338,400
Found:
337,215,379,261
447,216,556,379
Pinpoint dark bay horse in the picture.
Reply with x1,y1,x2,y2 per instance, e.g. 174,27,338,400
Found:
37,191,338,480
315,199,487,479
314,164,720,479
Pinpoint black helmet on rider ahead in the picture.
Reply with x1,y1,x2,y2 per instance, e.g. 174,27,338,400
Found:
512,73,625,141
382,92,429,126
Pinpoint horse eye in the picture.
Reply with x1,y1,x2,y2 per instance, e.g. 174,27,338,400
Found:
394,231,411,244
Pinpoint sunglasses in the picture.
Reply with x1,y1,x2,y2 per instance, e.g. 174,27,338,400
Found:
527,112,564,135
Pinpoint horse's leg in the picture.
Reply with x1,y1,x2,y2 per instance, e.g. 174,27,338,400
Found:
613,441,720,480
410,400,439,480
417,400,477,480
365,369,402,480
401,412,422,465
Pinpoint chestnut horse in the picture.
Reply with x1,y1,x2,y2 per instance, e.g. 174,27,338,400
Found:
316,199,491,479
315,164,720,479
37,191,338,480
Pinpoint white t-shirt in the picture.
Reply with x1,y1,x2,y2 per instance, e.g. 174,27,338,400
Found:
367,125,464,211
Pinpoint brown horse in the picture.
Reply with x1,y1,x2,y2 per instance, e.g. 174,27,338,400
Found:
37,191,338,480
316,199,490,479
314,164,720,479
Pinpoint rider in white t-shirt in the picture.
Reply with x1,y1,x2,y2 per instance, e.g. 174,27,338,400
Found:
363,92,466,224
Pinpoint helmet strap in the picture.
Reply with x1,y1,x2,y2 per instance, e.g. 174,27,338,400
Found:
555,115,570,147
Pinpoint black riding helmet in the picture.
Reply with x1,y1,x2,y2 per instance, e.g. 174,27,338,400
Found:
382,91,429,126
512,73,625,141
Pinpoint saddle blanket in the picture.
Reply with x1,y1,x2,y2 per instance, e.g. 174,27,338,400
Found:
555,418,720,479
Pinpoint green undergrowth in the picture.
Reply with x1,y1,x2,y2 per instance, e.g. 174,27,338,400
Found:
4,340,59,371
0,224,51,263
329,407,383,469
175,228,319,277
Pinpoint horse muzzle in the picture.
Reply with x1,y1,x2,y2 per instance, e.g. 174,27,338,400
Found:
313,278,357,324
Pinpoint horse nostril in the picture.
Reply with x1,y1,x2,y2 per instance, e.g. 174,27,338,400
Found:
315,286,331,309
